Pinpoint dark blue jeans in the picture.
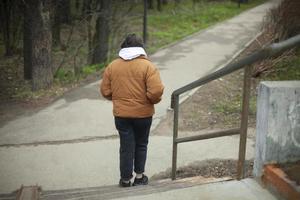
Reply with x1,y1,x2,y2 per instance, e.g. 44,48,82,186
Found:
115,116,152,181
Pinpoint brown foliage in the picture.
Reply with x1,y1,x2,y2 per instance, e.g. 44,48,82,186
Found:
264,0,300,42
253,0,300,77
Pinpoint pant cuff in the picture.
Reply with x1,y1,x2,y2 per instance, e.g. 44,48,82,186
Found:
134,170,144,174
121,174,133,181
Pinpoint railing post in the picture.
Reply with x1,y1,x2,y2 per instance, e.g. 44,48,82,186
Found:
171,95,179,180
168,35,300,182
237,65,252,180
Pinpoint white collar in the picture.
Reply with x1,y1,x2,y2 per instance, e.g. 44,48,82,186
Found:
119,47,147,60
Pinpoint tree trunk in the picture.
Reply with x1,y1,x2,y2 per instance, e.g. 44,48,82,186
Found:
23,2,32,80
85,0,93,62
75,0,80,12
162,0,168,5
52,0,61,47
148,0,154,9
157,0,162,11
91,0,111,64
0,0,12,56
60,0,71,24
82,0,90,17
24,0,53,90
0,0,22,56
143,0,148,46
175,0,181,5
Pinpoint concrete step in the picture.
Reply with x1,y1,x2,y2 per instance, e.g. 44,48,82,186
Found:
37,177,278,200
16,186,40,200
111,178,278,200
40,177,231,200
0,194,15,200
0,177,278,200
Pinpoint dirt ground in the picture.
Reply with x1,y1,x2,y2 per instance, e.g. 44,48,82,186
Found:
152,32,272,137
153,70,257,134
151,159,254,180
151,68,258,179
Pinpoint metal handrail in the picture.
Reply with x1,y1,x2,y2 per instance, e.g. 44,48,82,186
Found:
170,34,300,180
171,34,300,105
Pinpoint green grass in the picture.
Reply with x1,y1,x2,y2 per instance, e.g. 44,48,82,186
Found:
81,63,105,75
212,94,256,115
262,49,300,81
146,0,266,53
0,0,267,100
54,63,105,83
54,68,76,83
211,48,300,126
50,0,268,97
60,0,267,81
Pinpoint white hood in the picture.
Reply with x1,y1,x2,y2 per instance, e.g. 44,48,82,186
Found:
118,47,147,60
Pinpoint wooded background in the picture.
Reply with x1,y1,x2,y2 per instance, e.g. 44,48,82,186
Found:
1,0,298,95
0,0,176,91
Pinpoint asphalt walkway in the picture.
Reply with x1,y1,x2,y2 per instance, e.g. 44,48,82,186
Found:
0,0,279,195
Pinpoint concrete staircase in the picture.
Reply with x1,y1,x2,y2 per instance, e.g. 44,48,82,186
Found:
40,177,230,200
0,176,227,200
0,177,278,200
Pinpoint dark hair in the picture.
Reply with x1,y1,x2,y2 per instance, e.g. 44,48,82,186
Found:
121,34,144,48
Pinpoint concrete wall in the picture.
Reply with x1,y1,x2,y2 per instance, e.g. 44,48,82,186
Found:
253,81,300,177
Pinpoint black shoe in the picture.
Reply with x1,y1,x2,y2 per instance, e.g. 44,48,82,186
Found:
119,179,131,187
133,174,148,186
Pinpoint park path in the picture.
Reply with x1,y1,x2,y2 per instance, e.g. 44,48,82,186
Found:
0,1,279,195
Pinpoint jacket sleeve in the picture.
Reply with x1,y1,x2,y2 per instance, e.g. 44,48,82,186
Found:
100,65,112,100
146,65,164,104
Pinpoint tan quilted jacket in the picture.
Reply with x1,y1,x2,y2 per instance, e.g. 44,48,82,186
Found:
100,56,164,118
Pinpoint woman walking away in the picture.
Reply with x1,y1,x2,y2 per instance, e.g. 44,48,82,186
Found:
100,34,164,187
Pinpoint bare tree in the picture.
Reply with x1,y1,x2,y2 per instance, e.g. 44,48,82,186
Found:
75,0,80,12
23,0,53,90
52,0,62,47
109,0,141,59
83,0,94,62
162,0,168,4
157,0,162,11
0,0,23,56
23,1,32,80
91,0,112,64
148,0,154,9
61,0,71,24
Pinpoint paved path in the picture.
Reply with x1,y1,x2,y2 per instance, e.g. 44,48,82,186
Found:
114,178,277,200
0,1,275,145
0,1,278,194
0,135,255,193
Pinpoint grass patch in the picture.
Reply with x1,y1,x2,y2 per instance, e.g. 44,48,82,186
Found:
212,94,256,116
10,80,66,100
81,63,105,76
212,96,242,115
261,49,300,81
54,63,105,83
212,94,257,126
54,69,76,83
210,48,300,128
146,0,266,53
